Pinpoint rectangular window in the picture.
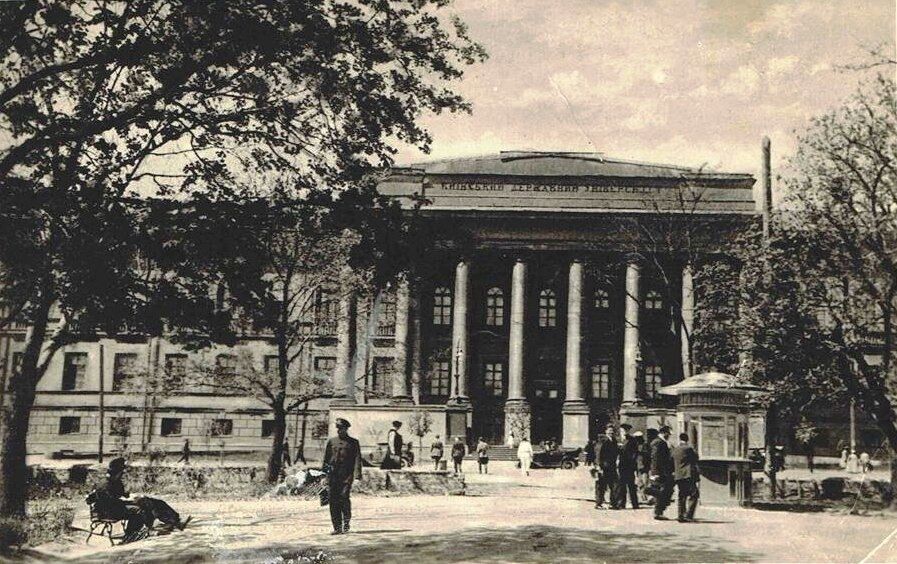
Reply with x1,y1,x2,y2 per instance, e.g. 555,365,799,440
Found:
261,419,275,438
484,362,504,397
314,356,336,384
62,352,88,391
264,355,279,377
371,357,395,396
645,290,664,310
165,354,188,379
376,292,397,336
109,417,131,437
591,363,611,399
432,287,452,326
11,352,23,376
315,288,338,336
216,354,237,378
59,416,81,435
210,418,233,437
485,288,504,327
644,365,663,399
538,290,557,327
426,360,451,397
112,353,139,392
161,418,182,437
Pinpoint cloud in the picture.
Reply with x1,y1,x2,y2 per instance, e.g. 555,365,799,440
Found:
721,65,761,97
767,55,800,77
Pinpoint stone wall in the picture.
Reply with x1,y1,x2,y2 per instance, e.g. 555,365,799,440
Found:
752,476,893,505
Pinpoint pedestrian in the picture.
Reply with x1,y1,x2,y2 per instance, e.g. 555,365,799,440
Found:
322,418,363,535
671,432,700,523
517,436,534,476
615,423,640,509
860,451,871,473
847,449,859,473
381,420,404,470
507,432,516,449
637,430,654,504
403,441,415,467
177,439,191,465
431,434,444,470
282,438,292,467
595,424,620,509
584,438,596,466
476,437,489,474
649,425,674,520
451,436,466,475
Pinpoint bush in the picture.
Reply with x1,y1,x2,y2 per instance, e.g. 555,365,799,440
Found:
26,498,76,547
0,518,27,553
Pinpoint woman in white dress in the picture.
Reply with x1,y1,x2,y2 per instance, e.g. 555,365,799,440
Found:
517,437,534,476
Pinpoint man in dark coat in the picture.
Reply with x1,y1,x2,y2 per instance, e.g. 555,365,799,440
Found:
323,418,363,534
615,423,640,509
649,425,675,520
671,432,700,522
594,424,620,509
380,420,404,470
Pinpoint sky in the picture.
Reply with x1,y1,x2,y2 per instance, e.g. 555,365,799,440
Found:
394,0,895,185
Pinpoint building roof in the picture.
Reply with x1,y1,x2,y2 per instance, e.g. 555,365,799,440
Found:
659,372,765,396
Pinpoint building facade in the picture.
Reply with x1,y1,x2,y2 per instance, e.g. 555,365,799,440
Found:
2,151,775,457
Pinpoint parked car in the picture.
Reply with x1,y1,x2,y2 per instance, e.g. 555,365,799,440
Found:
531,447,582,470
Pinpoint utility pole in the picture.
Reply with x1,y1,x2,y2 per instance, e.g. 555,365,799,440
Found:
98,342,105,464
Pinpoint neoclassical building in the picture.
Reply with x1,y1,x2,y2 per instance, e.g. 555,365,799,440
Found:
1,151,766,457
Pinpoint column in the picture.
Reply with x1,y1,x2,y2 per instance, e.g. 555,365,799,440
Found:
409,281,423,404
333,285,357,405
391,279,413,404
681,263,695,379
449,260,469,404
505,259,531,442
622,258,641,405
562,260,589,446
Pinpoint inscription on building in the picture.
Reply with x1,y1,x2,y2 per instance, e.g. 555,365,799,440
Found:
434,182,663,195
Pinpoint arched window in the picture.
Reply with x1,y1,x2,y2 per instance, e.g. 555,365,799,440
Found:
538,289,557,327
433,287,452,325
644,365,663,398
645,290,663,310
594,288,610,309
485,287,504,326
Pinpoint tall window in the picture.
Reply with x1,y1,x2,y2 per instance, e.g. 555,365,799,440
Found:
377,291,397,336
591,363,611,399
483,362,504,396
113,353,138,392
216,354,237,378
315,288,338,336
645,290,663,310
371,357,395,395
264,355,279,377
644,364,663,398
433,287,452,325
594,288,610,309
425,360,451,397
485,287,504,326
11,352,23,376
62,352,88,391
314,356,337,384
165,354,188,382
538,289,557,327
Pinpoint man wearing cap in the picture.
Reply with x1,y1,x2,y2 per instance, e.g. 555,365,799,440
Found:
615,423,640,509
594,424,620,509
323,418,363,534
381,420,404,470
650,425,675,520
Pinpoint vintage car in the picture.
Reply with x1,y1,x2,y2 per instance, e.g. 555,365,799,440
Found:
531,447,582,470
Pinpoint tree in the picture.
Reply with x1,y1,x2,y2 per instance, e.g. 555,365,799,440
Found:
0,0,484,516
407,410,433,460
739,74,897,497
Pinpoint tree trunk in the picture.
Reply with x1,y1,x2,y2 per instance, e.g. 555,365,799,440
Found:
0,298,51,517
266,404,287,483
765,404,778,499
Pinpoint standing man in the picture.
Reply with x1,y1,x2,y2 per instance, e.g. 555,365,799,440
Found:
282,437,292,467
177,439,191,465
671,432,700,523
451,436,467,475
517,436,534,477
649,425,674,520
595,424,620,509
381,420,404,469
616,423,640,509
323,418,363,535
430,434,444,470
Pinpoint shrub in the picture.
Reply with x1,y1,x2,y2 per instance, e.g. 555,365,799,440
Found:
0,518,27,553
26,498,76,547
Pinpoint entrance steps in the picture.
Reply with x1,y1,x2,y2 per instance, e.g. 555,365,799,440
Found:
464,445,517,461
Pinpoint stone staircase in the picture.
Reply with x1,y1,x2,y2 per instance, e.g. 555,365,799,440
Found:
465,445,517,461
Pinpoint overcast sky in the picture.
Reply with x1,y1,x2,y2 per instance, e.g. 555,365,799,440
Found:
395,0,895,182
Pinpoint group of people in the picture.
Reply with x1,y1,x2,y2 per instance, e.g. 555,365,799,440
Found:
590,423,700,523
429,433,469,474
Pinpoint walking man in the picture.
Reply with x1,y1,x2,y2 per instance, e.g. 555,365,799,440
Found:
650,425,674,520
177,439,191,465
430,434,444,470
451,436,466,475
476,437,489,474
616,423,640,509
671,432,700,523
323,418,363,535
517,436,534,476
595,424,620,509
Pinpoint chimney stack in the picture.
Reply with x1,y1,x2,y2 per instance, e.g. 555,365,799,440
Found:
761,136,772,239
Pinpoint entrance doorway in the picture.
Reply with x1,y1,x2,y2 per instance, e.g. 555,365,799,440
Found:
473,403,505,444
530,379,562,443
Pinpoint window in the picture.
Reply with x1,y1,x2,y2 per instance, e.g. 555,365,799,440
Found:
113,353,139,392
425,360,451,397
261,420,275,438
485,287,504,326
264,355,279,377
209,418,233,437
432,287,452,326
315,288,338,335
11,352,23,376
371,357,395,395
483,362,504,397
216,354,237,378
110,417,131,437
62,353,88,391
376,291,397,336
165,354,187,379
538,289,557,327
161,418,182,436
645,290,663,310
594,288,610,309
314,357,337,382
59,416,81,435
644,364,663,398
591,363,611,399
